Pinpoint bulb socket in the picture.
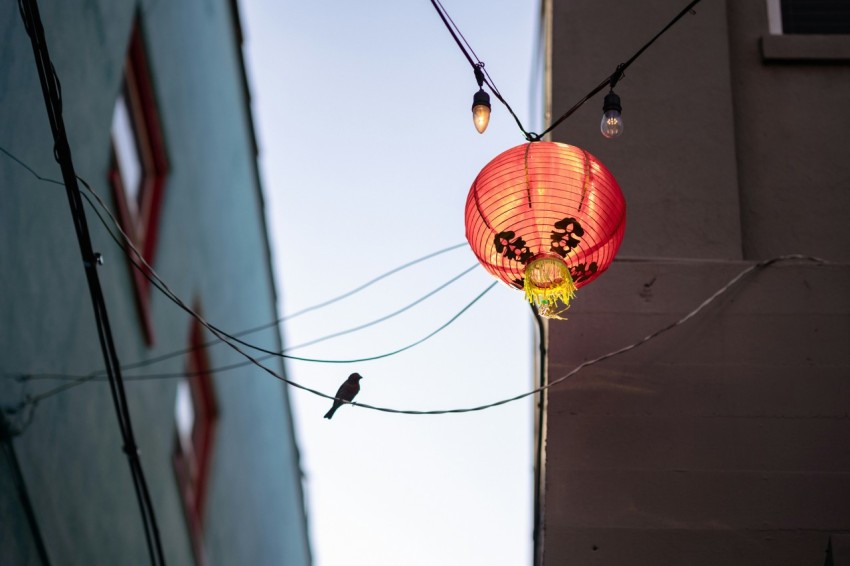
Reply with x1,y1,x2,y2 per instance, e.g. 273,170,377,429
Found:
472,88,491,111
602,91,622,114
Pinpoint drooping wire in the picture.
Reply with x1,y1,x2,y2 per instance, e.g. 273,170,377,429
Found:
19,279,499,408
76,181,498,365
16,261,480,394
13,255,831,417
4,159,497,406
283,263,480,352
342,254,829,415
0,143,493,370
283,243,468,321
16,1,165,564
74,168,473,365
4,142,465,368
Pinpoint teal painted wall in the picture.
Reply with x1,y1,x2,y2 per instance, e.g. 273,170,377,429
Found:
0,1,311,564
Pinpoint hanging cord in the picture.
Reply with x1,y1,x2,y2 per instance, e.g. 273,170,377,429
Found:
72,176,493,364
16,1,165,564
73,164,470,364
0,144,492,369
13,256,831,417
538,0,703,139
429,0,537,140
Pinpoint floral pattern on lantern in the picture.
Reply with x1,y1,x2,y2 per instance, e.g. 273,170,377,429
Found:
465,141,626,318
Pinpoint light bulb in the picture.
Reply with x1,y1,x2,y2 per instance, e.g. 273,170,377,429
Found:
600,91,623,139
472,88,491,134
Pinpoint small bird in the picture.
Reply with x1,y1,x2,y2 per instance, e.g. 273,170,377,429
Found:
324,373,363,419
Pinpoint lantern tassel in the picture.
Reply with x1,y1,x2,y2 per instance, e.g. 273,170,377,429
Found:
523,267,577,320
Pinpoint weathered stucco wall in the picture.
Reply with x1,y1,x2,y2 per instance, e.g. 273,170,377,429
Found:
0,1,310,564
544,0,850,564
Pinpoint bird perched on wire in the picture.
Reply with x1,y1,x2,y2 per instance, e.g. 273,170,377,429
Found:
324,373,363,419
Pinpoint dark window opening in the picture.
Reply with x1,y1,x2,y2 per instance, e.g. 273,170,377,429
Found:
781,0,850,34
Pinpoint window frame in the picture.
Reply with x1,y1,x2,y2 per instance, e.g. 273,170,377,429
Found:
762,0,850,61
109,19,169,344
172,314,218,566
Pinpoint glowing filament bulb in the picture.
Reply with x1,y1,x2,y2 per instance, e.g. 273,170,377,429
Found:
472,88,491,134
600,91,623,139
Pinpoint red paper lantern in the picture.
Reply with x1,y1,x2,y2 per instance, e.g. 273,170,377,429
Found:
465,141,626,318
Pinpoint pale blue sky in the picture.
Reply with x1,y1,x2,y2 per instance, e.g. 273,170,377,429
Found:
241,2,539,564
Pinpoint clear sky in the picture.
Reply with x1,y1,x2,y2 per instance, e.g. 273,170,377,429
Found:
240,1,539,565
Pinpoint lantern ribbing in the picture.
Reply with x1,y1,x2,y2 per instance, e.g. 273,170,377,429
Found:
465,142,626,317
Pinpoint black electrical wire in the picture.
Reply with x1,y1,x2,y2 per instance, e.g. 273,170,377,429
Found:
76,171,472,365
16,1,165,564
75,180,492,365
0,426,53,566
431,0,704,141
537,0,703,138
19,252,492,398
11,256,833,416
21,279,498,410
429,0,535,140
0,144,495,375
0,144,472,371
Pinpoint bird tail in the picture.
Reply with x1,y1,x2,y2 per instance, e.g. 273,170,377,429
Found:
324,406,337,419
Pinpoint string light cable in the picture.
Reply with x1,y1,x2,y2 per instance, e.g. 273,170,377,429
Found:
431,0,705,140
538,0,703,139
430,0,533,138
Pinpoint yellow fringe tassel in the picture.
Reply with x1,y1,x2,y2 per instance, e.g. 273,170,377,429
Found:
523,259,577,320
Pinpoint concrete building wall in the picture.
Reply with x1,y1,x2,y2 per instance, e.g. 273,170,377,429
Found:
0,1,310,565
543,0,850,564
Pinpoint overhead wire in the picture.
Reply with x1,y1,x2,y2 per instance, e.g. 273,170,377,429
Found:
15,0,165,564
11,250,831,416
8,0,825,422
429,0,534,139
1,143,497,388
76,170,477,364
538,0,703,138
0,146,470,368
283,263,480,352
0,154,478,365
430,0,705,141
76,182,499,365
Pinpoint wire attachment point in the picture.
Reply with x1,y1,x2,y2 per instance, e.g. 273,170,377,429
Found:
474,63,485,87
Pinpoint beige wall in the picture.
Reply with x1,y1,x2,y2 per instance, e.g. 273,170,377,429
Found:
543,0,850,564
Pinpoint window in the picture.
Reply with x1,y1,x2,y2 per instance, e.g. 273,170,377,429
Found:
173,318,217,564
772,0,850,35
109,19,168,344
173,315,218,566
763,0,850,60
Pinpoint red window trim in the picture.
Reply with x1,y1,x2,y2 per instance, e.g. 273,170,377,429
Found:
173,314,218,566
109,19,168,345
